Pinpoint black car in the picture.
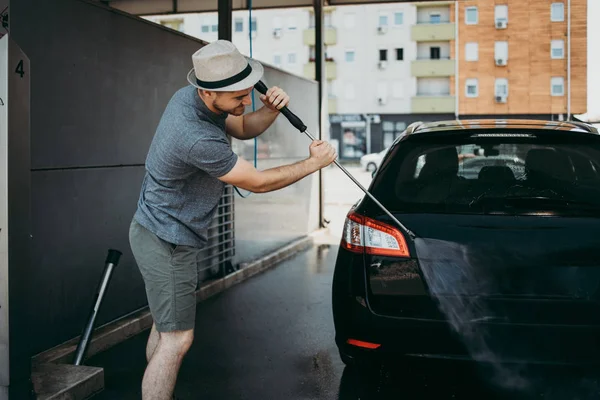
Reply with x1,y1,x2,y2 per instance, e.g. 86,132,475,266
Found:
332,119,600,370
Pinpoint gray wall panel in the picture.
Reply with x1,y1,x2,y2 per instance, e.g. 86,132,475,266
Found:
13,0,207,169
30,167,148,354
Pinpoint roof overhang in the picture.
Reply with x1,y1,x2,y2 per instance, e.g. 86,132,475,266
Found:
105,0,451,16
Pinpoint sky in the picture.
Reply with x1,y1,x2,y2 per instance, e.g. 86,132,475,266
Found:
588,0,599,118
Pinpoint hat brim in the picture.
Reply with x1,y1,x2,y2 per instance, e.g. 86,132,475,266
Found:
187,57,264,92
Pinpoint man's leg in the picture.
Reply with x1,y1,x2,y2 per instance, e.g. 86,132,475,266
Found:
142,329,194,400
146,323,161,363
129,218,201,399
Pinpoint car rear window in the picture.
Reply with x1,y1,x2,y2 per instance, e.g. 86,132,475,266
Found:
371,130,600,216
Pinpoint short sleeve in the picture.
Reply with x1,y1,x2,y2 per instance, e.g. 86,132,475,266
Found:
187,135,239,178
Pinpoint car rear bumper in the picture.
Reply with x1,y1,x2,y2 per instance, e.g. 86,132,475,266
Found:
335,296,600,366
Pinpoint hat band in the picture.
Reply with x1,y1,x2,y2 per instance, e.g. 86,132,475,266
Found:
196,63,252,89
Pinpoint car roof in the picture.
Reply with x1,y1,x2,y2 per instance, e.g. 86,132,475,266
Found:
407,119,598,135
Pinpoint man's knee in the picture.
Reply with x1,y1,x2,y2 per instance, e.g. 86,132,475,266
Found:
160,329,194,357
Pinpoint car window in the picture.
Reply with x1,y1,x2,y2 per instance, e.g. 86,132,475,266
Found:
371,131,600,216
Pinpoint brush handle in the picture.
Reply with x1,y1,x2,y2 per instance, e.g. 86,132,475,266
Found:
254,80,307,133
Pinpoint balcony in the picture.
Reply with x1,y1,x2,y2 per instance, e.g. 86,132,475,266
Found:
303,27,337,46
411,95,455,113
303,60,337,80
411,23,455,41
411,58,455,77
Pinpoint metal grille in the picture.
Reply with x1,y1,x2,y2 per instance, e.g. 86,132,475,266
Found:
197,184,235,281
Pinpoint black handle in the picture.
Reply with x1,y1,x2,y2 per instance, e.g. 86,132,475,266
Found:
105,249,122,265
254,80,307,133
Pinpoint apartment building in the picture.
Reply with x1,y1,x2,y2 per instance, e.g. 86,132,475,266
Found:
144,4,454,161
457,0,587,120
144,0,587,161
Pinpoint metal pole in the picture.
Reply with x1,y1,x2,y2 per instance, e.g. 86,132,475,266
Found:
314,0,325,228
218,0,233,41
73,249,122,366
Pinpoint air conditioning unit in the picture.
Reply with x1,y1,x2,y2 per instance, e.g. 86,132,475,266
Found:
495,20,507,29
273,29,282,38
377,97,387,105
377,25,388,34
495,95,507,103
496,58,506,66
378,60,388,69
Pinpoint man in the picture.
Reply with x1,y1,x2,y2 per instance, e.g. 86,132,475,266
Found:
129,40,337,400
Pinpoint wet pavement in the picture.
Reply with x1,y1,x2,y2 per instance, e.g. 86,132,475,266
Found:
88,244,600,399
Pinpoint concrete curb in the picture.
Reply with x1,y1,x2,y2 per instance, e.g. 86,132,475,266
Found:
30,233,318,399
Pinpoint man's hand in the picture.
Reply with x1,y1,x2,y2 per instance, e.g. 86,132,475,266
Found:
308,140,337,169
259,86,290,112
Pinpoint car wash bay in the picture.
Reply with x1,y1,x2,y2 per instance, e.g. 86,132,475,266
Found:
3,0,599,399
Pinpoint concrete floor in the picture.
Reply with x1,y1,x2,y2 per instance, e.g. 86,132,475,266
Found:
87,244,600,400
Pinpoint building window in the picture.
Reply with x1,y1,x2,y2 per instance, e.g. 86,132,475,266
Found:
211,23,218,32
466,79,478,97
396,48,404,61
430,47,441,60
465,42,478,61
551,3,564,22
551,40,564,58
430,14,441,24
379,14,388,26
495,41,509,62
345,83,356,100
392,81,404,98
344,13,355,29
234,18,243,32
286,16,297,30
495,5,508,24
551,77,564,96
495,78,508,96
466,7,478,24
394,12,403,25
379,49,388,61
345,50,355,62
273,54,282,66
288,53,296,64
201,25,210,33
250,17,257,32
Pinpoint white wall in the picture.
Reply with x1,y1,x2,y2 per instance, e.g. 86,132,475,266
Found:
332,3,416,114
0,35,8,392
146,9,310,78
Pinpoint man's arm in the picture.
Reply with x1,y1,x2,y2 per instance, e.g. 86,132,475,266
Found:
225,86,290,140
217,140,336,193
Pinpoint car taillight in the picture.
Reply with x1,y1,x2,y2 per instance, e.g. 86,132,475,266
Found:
341,211,410,258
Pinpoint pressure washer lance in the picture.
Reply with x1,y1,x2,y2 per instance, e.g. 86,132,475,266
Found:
254,81,415,238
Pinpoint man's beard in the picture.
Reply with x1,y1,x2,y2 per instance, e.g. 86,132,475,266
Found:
213,100,245,116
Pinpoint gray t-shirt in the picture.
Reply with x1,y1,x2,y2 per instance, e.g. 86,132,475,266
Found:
134,85,238,248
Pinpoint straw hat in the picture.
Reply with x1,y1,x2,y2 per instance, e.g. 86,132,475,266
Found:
186,40,264,92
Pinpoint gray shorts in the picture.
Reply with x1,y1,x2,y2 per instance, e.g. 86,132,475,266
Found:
129,218,201,332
